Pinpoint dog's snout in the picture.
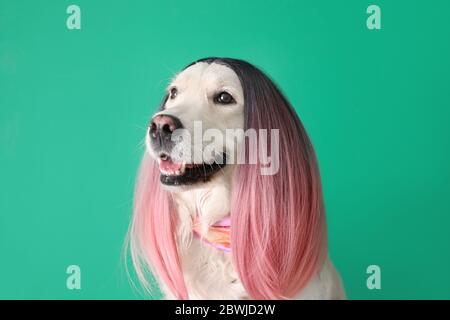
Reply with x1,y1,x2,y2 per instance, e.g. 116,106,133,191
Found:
149,114,183,144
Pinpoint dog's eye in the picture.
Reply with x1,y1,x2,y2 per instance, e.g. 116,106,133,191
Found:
214,92,235,105
169,87,178,99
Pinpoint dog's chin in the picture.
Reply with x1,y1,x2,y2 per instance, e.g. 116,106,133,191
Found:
156,155,226,187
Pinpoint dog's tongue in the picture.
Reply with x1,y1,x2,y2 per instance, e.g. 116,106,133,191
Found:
159,158,183,173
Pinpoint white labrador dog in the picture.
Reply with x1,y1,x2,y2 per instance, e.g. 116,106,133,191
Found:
129,58,345,300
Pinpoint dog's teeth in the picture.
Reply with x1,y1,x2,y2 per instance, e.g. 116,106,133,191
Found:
160,163,186,176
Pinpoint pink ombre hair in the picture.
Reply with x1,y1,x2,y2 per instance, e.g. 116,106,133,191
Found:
130,154,188,299
129,58,327,300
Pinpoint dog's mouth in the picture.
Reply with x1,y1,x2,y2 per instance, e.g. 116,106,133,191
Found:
158,153,226,186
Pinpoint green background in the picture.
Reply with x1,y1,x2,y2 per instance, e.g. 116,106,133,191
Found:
1,0,449,299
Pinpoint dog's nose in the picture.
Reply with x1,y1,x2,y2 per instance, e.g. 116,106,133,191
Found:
149,114,183,142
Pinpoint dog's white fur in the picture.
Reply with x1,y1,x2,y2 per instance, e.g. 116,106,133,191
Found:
146,62,345,299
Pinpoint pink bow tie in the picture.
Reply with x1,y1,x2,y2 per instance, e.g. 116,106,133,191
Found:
192,216,231,252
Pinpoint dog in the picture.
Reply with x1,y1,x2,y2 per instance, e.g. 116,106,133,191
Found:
129,57,345,299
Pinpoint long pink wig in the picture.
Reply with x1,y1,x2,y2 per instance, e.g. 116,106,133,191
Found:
129,58,327,300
